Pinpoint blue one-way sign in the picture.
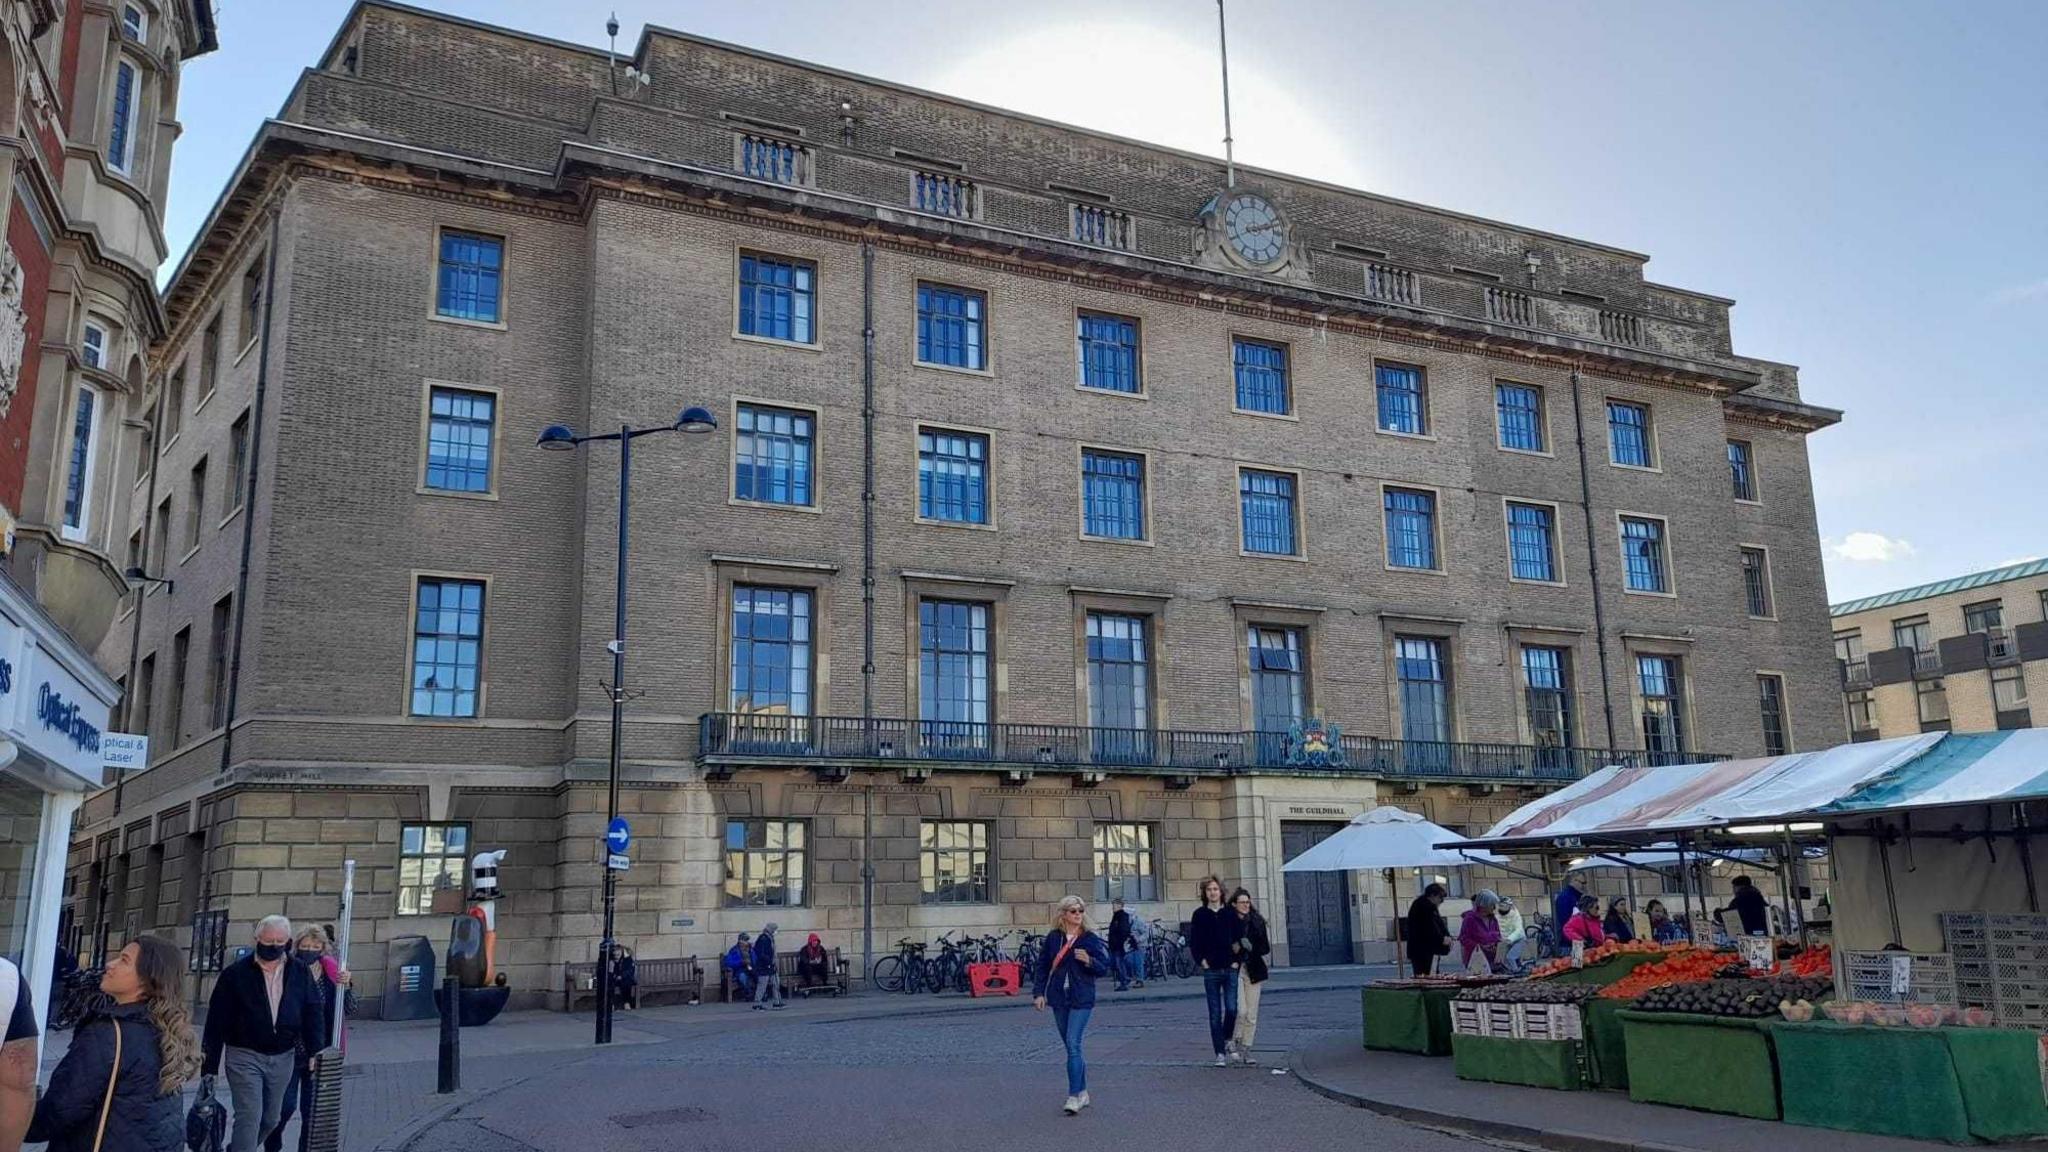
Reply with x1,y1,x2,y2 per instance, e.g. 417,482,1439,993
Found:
605,817,631,854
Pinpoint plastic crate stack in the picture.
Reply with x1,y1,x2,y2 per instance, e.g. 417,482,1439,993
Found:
1518,1003,1585,1042
1450,1000,1585,1040
1989,913,2048,1028
1940,911,1994,1009
1840,949,1956,1004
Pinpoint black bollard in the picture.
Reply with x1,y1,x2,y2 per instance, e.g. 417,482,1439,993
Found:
437,977,461,1093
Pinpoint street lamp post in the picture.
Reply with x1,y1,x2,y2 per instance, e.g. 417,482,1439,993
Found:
538,405,717,1045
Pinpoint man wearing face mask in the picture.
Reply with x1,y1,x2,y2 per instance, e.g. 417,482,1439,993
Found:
202,915,329,1152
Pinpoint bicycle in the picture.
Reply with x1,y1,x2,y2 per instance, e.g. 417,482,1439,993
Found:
1145,920,1195,980
1014,930,1045,989
926,932,975,994
871,938,929,994
49,969,108,1031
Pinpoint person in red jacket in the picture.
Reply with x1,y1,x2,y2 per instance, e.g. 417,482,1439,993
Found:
1563,896,1608,949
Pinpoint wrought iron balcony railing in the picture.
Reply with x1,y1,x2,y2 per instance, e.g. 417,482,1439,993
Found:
695,713,1724,783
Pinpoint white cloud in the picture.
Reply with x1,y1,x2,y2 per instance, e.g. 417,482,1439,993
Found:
1991,279,2048,305
1826,532,1917,564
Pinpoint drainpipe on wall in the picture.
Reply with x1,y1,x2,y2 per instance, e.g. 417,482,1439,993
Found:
859,240,876,982
1566,366,1620,754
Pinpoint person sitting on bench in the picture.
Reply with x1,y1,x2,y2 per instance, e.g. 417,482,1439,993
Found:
796,934,830,991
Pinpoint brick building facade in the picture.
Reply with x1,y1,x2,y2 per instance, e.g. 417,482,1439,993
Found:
1831,560,2048,741
69,3,1842,1009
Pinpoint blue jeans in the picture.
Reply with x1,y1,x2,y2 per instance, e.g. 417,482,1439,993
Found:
1202,968,1239,1055
1113,950,1136,988
1051,1005,1092,1095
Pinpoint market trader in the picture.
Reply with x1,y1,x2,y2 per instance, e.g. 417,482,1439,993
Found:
1718,875,1771,936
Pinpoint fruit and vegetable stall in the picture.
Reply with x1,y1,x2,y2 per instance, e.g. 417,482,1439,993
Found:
1345,731,2048,1144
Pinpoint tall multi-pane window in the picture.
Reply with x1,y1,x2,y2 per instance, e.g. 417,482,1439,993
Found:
1376,363,1427,435
1384,487,1438,570
1248,626,1304,732
163,368,184,444
724,819,807,907
1521,646,1575,751
206,596,232,730
1917,680,1949,727
1993,666,2028,713
1846,689,1875,733
410,578,484,718
1092,823,1156,902
134,654,155,745
1239,469,1299,556
241,258,265,348
1080,450,1146,540
398,824,469,916
227,411,250,513
916,428,988,525
916,283,986,370
1963,601,2004,633
199,315,220,397
1077,311,1140,393
185,459,207,552
1608,401,1653,467
1086,612,1150,740
1232,337,1290,414
729,587,812,718
1758,674,1788,756
81,323,108,370
1893,616,1933,652
424,387,495,493
737,253,816,344
435,231,504,323
1506,502,1557,582
60,387,98,538
918,599,990,746
1621,516,1669,593
167,628,189,747
733,403,814,506
1728,440,1758,501
919,822,990,904
1740,548,1773,617
1396,637,1450,744
1637,655,1686,757
107,60,140,173
1497,383,1545,452
120,3,146,41
151,498,169,568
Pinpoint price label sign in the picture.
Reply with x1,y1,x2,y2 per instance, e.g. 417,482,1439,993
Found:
1740,935,1775,973
1570,939,1586,969
1891,954,1912,996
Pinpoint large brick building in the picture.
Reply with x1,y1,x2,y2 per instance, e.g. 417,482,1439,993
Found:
69,2,1843,1009
1831,559,2048,740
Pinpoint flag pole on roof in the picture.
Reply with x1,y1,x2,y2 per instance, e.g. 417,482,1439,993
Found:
1216,0,1236,188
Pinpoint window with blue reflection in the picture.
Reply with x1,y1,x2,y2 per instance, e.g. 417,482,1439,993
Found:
1082,450,1145,540
424,387,494,493
917,283,986,370
1608,401,1652,467
436,231,503,323
1507,501,1557,582
1077,312,1140,393
1497,383,1545,451
1621,516,1668,593
1376,363,1426,435
1239,469,1298,556
730,586,812,717
735,403,815,506
739,254,816,344
411,579,485,717
1384,487,1438,570
1233,338,1290,414
918,428,988,524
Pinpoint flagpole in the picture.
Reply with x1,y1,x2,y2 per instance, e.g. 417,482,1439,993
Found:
1216,0,1236,187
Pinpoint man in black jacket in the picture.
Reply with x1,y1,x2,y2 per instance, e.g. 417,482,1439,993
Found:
1106,900,1134,991
203,916,326,1152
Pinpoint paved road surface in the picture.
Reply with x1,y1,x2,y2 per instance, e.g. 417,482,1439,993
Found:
402,987,1484,1151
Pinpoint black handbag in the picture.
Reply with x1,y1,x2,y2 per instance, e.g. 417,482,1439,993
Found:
186,1079,227,1152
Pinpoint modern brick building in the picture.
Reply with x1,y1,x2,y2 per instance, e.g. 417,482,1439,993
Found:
1831,559,2048,741
0,0,213,1029
69,2,1843,1009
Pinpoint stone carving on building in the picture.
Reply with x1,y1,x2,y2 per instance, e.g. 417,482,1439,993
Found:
1284,717,1346,767
0,246,26,420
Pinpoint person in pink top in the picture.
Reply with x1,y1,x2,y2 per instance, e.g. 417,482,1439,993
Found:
265,927,350,1152
1458,890,1505,972
1563,896,1609,948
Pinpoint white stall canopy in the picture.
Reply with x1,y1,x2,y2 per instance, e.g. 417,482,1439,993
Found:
1282,805,1505,872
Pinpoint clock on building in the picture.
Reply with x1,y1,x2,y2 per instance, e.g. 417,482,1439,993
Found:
1222,191,1288,268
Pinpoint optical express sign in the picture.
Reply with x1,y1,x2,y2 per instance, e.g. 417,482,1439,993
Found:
0,607,115,785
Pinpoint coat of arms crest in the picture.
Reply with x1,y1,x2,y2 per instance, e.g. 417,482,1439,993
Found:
1284,716,1345,767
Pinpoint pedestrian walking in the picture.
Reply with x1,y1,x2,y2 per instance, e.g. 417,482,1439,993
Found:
1404,882,1451,977
31,935,201,1152
201,916,326,1152
723,933,754,1002
0,953,41,1152
1187,875,1242,1066
265,927,350,1152
751,924,786,1009
1126,913,1149,988
1031,895,1110,1115
1106,900,1133,991
1227,888,1270,1066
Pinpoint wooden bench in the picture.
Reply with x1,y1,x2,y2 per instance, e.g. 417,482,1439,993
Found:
563,956,703,1010
717,947,852,1001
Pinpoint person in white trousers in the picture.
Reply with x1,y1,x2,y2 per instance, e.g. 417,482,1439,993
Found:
1227,888,1272,1066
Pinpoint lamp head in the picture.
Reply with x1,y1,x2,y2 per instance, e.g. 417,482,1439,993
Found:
536,425,579,451
123,566,146,581
606,12,620,39
675,406,718,434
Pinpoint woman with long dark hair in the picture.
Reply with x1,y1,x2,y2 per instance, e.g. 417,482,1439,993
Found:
29,935,201,1151
1227,888,1271,1066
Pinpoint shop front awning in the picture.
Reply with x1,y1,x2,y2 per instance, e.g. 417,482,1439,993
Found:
1814,729,2048,817
1450,735,1945,852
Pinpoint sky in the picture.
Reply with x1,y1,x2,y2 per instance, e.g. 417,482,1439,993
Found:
165,1,2047,605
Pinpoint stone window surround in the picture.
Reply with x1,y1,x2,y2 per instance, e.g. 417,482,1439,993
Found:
1074,442,1153,547
1237,464,1307,562
912,277,994,377
1622,634,1695,756
728,395,823,514
1494,378,1553,457
1069,588,1172,730
1230,600,1323,732
1380,481,1447,576
918,819,994,905
1379,614,1463,746
1605,396,1661,472
1504,624,1588,749
1074,305,1146,398
910,422,997,531
1739,543,1776,620
1616,510,1677,598
899,573,1012,732
1372,357,1433,441
402,569,493,723
711,556,839,717
1756,670,1792,755
731,244,824,351
427,224,509,331
415,378,503,501
1502,496,1567,587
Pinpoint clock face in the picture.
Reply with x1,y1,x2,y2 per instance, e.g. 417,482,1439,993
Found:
1223,193,1287,267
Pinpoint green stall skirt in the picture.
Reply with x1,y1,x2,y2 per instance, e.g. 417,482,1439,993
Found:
1582,998,1632,1090
1362,986,1456,1056
1943,1027,2048,1142
1452,1034,1587,1091
1619,1011,1779,1120
1769,1021,1971,1143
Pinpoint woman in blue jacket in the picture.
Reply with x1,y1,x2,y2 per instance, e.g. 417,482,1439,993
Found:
1032,895,1112,1116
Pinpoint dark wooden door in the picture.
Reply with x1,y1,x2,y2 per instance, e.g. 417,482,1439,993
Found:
1281,822,1353,966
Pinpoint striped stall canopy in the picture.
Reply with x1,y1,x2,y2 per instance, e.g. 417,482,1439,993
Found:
1464,734,1946,848
1818,729,2048,816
